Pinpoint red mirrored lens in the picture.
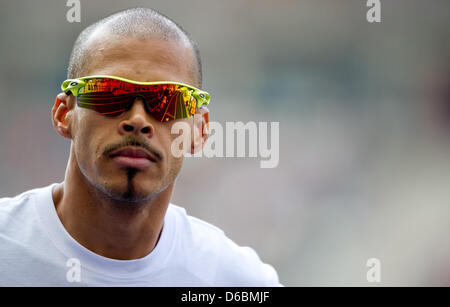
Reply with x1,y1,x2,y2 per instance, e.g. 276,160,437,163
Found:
76,78,197,121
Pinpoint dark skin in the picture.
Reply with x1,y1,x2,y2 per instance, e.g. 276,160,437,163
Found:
51,33,209,260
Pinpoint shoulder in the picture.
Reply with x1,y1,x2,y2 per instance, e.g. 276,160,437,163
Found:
214,235,281,286
0,188,36,214
0,185,53,225
167,204,281,286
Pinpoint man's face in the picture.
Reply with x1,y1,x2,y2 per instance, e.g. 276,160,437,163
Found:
67,34,197,203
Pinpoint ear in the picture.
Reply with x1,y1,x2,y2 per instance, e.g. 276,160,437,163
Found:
51,92,73,139
191,107,210,154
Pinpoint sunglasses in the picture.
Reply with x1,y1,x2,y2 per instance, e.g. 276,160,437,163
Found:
61,75,210,122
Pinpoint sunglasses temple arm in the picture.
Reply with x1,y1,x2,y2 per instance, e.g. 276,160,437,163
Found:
193,91,210,108
61,79,85,96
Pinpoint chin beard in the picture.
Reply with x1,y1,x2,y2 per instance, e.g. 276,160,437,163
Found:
84,167,151,206
95,167,171,207
76,152,169,207
79,156,172,208
104,167,153,204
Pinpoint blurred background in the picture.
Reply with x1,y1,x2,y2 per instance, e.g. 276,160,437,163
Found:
1,0,450,286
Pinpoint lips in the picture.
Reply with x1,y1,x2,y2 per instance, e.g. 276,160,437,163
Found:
109,147,157,169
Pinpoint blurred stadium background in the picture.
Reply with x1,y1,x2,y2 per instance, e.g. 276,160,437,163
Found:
1,0,450,286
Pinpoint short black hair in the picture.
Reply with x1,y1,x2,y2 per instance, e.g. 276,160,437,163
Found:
67,7,202,87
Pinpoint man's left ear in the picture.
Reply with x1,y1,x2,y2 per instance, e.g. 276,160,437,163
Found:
191,107,209,154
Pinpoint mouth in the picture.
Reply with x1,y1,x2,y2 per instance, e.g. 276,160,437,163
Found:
109,147,158,169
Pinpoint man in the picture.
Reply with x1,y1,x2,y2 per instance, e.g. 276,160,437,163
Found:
0,7,280,286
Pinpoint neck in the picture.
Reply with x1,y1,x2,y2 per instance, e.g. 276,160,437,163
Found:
52,153,174,260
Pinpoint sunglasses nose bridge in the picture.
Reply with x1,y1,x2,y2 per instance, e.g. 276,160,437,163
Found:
124,94,150,113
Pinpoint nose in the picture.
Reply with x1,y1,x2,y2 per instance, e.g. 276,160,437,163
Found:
118,97,154,137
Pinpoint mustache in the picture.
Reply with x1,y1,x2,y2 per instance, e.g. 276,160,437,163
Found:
103,135,162,161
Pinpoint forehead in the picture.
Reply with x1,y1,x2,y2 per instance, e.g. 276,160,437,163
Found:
83,33,196,85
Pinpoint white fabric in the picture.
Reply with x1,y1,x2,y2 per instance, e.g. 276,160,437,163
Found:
0,183,280,286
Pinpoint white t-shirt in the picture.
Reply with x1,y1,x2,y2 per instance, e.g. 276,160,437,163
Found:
0,183,280,286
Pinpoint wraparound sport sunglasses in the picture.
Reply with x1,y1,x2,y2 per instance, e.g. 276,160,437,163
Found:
61,75,210,122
